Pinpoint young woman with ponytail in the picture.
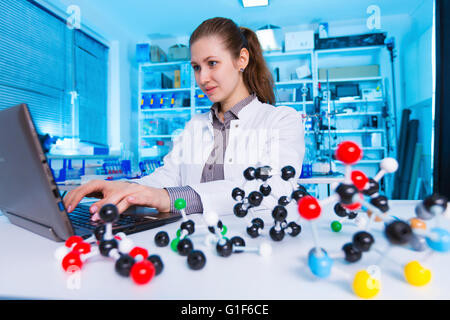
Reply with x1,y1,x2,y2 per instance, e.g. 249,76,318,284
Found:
64,17,305,219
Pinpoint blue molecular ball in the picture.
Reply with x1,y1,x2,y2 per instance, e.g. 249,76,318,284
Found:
308,248,333,278
426,228,450,252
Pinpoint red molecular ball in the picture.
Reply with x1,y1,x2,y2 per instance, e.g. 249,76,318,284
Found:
351,170,369,191
130,260,155,285
335,141,363,165
62,251,83,272
298,196,322,220
65,235,83,248
73,242,91,254
129,247,149,260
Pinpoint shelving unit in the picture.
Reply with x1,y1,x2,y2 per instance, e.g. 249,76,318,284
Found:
136,42,396,196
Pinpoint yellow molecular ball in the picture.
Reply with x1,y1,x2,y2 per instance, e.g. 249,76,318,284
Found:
352,270,381,299
404,261,432,286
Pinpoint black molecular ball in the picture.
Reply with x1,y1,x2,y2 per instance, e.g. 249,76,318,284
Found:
248,191,263,207
259,184,271,196
177,238,194,256
232,187,245,201
233,203,248,218
287,222,301,237
187,250,206,270
281,165,296,181
247,224,260,238
115,254,135,277
251,218,264,230
370,195,389,213
269,227,285,242
334,203,348,217
99,204,120,223
342,243,362,263
385,220,413,245
423,194,448,213
216,239,233,257
243,167,256,180
272,205,288,222
94,225,106,241
154,231,170,247
231,236,246,253
180,220,195,235
147,255,164,276
278,196,290,206
336,183,358,204
291,189,308,202
352,231,374,252
99,239,118,257
363,178,379,196
255,166,272,181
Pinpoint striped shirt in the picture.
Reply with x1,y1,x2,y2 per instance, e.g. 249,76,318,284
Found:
165,93,257,214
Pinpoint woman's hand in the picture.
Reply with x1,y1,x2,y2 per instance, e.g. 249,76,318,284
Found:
62,179,171,221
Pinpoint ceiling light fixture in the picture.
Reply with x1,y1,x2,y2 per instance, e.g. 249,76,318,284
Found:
242,0,269,8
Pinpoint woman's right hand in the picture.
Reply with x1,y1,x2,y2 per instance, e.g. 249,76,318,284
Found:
62,179,134,218
62,179,171,221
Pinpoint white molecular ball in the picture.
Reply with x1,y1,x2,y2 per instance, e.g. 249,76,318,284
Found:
258,242,272,257
355,216,368,229
380,158,399,173
118,237,134,253
204,234,217,247
54,246,69,261
443,205,450,220
203,211,219,226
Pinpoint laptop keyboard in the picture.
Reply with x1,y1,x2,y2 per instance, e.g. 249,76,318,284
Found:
68,205,139,231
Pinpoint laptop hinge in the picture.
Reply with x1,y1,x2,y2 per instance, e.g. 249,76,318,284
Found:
3,210,65,242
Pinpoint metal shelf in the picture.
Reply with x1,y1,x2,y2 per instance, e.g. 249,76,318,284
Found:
141,107,191,112
141,87,191,94
275,80,313,86
318,76,382,83
315,45,385,55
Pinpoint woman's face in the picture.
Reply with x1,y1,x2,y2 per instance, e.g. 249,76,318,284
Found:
190,36,242,104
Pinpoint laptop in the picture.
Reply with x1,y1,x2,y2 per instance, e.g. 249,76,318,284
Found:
0,104,181,242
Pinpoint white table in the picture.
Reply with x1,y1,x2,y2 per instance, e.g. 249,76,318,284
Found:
0,200,449,300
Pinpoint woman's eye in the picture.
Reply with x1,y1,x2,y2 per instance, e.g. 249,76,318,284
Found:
192,65,200,71
208,61,217,67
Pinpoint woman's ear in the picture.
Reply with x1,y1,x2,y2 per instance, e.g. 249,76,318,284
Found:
237,47,250,71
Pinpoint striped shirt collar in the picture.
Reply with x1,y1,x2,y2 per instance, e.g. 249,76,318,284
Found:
210,93,256,124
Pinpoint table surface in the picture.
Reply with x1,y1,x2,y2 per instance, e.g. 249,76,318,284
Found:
1,200,449,300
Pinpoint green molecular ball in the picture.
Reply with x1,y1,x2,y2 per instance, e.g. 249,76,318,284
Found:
170,237,180,252
331,221,342,232
174,198,186,210
221,225,228,236
176,229,181,238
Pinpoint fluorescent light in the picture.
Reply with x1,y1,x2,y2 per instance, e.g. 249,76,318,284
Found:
242,0,269,8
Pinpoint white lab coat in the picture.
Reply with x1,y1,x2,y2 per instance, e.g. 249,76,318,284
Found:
135,98,305,214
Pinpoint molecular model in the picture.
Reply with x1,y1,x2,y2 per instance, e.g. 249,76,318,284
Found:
231,165,304,242
295,140,450,299
154,198,273,270
55,204,164,285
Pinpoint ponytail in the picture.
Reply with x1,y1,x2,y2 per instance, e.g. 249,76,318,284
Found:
190,17,275,105
240,27,275,105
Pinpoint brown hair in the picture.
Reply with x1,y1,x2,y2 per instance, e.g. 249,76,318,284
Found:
189,17,275,105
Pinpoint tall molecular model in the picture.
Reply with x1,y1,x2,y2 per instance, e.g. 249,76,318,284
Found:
231,165,304,242
154,198,208,271
154,198,273,270
55,204,164,285
296,140,450,299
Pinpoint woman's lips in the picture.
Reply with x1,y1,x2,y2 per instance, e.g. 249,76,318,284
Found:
205,87,217,95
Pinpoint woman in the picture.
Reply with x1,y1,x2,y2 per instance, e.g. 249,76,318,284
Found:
63,17,305,220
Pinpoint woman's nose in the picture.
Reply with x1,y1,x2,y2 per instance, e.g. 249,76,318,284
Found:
198,69,210,85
